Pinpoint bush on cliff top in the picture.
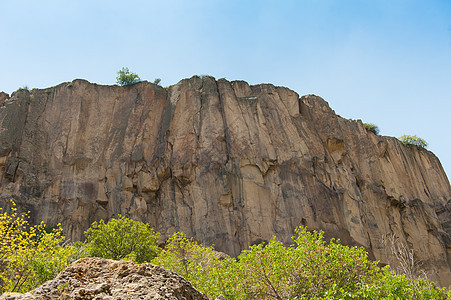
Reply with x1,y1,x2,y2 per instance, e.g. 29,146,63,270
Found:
363,123,380,135
398,134,428,148
116,67,141,86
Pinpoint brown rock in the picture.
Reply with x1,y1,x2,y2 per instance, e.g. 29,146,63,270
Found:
0,257,209,300
0,92,9,103
0,77,450,285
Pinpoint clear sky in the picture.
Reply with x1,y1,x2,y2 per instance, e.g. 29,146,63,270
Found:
1,0,450,179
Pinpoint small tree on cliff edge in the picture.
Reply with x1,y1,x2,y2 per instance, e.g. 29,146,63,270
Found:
116,67,141,86
398,134,428,148
363,123,380,135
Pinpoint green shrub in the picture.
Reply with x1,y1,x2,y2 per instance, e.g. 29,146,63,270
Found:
15,86,29,92
232,227,384,299
398,134,428,148
116,67,141,86
2,209,449,299
152,232,239,299
363,123,380,134
152,227,451,299
84,215,160,263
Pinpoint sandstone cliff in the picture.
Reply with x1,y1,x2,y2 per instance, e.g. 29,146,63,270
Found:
0,77,450,285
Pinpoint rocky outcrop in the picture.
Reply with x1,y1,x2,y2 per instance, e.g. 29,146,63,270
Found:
0,77,450,285
0,92,9,103
0,257,209,299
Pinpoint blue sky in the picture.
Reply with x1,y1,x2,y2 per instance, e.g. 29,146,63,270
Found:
1,0,450,178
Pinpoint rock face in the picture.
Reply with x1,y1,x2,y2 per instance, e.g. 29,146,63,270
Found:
0,257,209,299
0,77,450,285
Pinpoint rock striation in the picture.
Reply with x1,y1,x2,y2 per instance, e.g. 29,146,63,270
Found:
0,77,450,285
0,257,209,299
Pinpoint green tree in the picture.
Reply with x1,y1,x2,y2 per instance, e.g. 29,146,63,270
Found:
116,67,141,86
363,123,380,134
84,215,160,263
152,232,239,299
233,227,383,299
152,227,451,299
398,134,428,148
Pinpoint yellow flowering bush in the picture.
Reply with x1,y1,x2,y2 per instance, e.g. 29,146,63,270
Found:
0,200,80,294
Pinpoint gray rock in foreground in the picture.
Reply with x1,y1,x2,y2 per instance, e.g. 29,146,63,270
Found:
0,257,209,300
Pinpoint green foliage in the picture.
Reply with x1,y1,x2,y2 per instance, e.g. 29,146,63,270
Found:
84,215,160,263
15,86,29,92
363,123,380,134
116,67,141,86
398,134,428,148
0,201,80,294
1,209,449,299
153,78,161,85
152,232,239,299
232,228,382,299
57,282,70,293
234,238,299,299
152,227,451,300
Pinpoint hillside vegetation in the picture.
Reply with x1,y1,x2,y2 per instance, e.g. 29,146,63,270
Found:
1,202,449,299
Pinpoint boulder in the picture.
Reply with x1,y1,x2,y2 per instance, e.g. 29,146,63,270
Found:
0,257,209,300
